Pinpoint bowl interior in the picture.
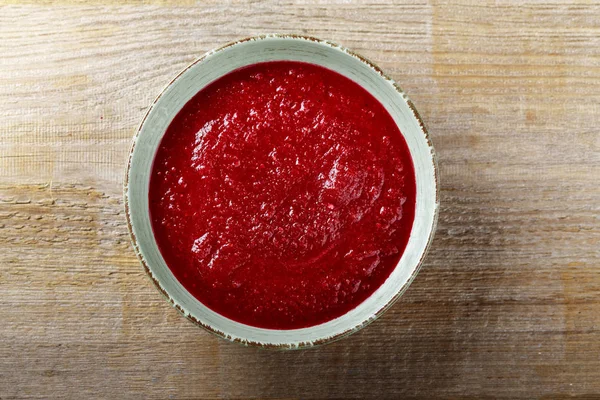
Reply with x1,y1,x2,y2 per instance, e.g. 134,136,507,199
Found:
125,35,438,348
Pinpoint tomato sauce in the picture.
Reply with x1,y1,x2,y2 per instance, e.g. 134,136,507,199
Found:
149,61,416,329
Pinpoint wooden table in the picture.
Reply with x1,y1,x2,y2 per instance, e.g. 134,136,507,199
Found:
1,1,599,398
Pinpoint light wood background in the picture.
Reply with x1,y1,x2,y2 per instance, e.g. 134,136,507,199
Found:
1,1,599,399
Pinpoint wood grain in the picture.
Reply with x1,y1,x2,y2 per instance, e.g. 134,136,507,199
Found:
1,1,599,398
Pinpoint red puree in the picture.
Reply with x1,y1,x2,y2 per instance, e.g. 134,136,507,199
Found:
149,61,416,329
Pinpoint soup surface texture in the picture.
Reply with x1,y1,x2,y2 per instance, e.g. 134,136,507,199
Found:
149,61,416,329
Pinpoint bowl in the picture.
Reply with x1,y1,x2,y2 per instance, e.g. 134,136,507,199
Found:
124,34,439,349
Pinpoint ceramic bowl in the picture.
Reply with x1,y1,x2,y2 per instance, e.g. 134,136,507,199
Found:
125,34,439,349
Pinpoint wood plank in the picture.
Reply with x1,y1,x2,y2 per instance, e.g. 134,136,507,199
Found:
1,1,599,398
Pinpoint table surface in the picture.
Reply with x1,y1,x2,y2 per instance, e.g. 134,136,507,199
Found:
1,1,599,399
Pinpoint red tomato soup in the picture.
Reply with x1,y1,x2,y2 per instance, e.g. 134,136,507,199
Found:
149,61,416,329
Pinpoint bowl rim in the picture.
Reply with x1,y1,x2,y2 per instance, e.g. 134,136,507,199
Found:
124,33,440,349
